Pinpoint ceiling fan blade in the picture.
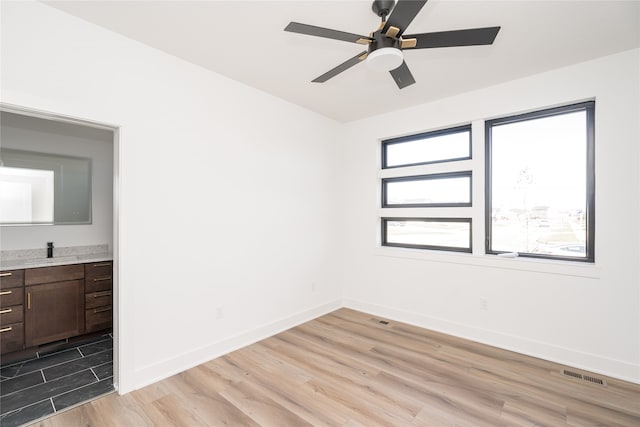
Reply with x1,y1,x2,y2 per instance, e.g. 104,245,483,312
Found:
404,27,501,49
383,0,428,36
285,22,371,44
389,61,416,89
312,51,368,83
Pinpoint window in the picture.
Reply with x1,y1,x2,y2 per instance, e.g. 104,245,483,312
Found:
382,218,472,252
382,125,471,169
380,125,472,253
485,102,595,262
382,172,472,208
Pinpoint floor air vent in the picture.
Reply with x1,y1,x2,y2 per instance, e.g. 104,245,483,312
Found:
563,370,583,380
583,375,605,385
562,369,606,386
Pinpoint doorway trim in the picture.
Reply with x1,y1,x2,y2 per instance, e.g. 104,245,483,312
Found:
0,102,121,393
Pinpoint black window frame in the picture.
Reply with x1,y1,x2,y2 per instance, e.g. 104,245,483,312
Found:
382,171,472,208
381,124,472,169
485,101,595,262
382,217,473,253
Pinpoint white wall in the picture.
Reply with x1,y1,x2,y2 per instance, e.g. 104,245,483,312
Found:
340,49,640,383
1,112,114,251
1,1,343,392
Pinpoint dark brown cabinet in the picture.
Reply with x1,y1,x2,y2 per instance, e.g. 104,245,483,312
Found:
84,262,113,333
25,265,85,347
0,270,26,353
1,260,112,355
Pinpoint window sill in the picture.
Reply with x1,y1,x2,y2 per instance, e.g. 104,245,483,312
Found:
374,246,601,279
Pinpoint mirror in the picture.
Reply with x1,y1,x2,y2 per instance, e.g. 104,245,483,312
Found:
0,148,92,225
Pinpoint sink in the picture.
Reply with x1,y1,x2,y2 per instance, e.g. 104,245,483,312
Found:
22,256,78,265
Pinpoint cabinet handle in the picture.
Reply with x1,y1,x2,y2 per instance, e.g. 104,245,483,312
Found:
0,308,12,314
93,263,111,268
0,326,12,333
93,291,112,298
0,272,12,277
93,276,111,282
28,292,31,310
0,290,12,296
93,306,112,313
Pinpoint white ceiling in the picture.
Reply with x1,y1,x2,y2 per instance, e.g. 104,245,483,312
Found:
43,1,640,122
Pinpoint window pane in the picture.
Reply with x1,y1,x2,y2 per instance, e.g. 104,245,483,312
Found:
383,173,471,207
383,218,471,251
487,103,594,261
383,126,470,168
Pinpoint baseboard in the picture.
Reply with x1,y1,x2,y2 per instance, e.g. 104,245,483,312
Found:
131,299,342,391
130,297,638,392
343,298,640,385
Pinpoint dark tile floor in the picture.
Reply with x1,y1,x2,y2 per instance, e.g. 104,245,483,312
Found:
0,334,114,427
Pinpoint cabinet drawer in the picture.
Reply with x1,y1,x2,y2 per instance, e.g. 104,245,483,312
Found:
1,322,24,354
0,305,23,325
0,288,24,308
85,262,112,279
25,264,84,286
86,306,112,332
85,290,113,310
0,270,25,289
85,276,112,293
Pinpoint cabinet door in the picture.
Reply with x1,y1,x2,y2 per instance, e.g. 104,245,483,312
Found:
25,280,84,347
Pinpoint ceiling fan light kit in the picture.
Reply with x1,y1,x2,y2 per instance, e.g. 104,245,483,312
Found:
367,28,404,72
367,47,403,72
284,0,501,89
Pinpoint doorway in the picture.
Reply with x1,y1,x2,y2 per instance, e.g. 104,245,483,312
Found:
0,104,119,426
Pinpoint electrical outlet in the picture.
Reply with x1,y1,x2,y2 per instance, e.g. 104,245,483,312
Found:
311,282,316,292
216,306,224,320
480,298,489,311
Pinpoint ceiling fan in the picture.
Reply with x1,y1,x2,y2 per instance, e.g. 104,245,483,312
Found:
284,0,500,89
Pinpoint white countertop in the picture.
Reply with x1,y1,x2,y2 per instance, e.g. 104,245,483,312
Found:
0,252,113,271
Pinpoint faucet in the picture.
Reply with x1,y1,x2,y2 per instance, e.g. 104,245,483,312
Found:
47,242,54,258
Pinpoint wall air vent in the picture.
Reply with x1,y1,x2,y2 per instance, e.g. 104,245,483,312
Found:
562,369,606,386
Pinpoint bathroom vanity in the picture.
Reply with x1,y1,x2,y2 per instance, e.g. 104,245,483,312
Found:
0,252,112,356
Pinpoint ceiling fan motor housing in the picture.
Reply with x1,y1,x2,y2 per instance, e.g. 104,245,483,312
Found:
370,30,400,53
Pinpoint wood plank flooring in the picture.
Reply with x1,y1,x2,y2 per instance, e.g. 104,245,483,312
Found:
28,308,640,426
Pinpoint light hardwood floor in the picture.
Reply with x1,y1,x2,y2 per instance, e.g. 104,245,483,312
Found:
30,308,640,426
